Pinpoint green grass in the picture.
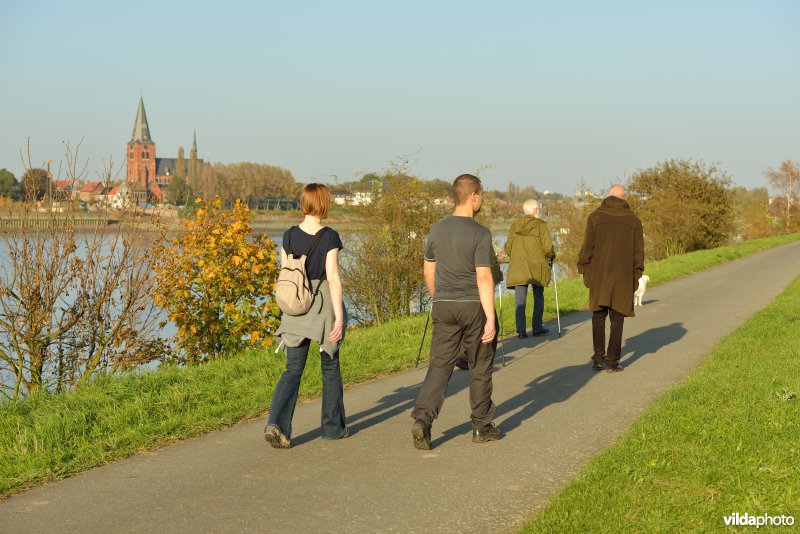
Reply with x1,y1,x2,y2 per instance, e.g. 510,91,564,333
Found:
520,273,800,533
1,233,798,497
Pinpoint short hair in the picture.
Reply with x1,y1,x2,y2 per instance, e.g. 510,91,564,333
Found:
523,199,539,215
300,183,331,219
452,174,483,205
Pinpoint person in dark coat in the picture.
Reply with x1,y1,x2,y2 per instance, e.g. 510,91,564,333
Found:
577,185,644,372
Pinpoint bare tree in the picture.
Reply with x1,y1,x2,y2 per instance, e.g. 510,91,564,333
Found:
764,160,799,234
0,141,170,399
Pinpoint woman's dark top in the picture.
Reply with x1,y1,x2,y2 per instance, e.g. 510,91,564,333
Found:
282,226,343,280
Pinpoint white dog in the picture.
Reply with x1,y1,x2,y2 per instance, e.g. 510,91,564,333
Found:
634,275,650,306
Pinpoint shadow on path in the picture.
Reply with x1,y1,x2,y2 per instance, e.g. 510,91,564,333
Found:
437,322,689,443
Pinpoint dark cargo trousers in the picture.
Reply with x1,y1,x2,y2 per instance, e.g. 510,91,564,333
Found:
411,300,496,430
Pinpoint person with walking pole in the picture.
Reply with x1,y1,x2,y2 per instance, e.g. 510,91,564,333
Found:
410,174,500,450
504,199,555,338
577,184,644,372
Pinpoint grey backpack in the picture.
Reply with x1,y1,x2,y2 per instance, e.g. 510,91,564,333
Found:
275,227,327,316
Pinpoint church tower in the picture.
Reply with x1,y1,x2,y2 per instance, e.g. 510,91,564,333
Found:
126,97,157,188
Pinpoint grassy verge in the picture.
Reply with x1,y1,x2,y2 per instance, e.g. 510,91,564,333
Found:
520,273,800,533
1,233,798,497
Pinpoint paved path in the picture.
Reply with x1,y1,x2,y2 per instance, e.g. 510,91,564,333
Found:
3,241,799,533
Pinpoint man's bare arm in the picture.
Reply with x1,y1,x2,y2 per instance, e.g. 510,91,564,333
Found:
424,259,436,298
476,266,496,344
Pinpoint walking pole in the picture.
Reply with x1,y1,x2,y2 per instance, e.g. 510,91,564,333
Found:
552,261,562,337
498,283,506,366
415,306,432,368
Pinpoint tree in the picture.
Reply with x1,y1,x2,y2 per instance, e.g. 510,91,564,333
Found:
731,187,773,240
175,147,186,179
0,144,169,399
0,168,21,200
627,159,734,259
764,160,800,234
167,174,189,206
153,198,281,362
21,168,49,201
340,173,447,323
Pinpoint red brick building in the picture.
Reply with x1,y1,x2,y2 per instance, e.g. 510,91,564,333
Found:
126,98,203,204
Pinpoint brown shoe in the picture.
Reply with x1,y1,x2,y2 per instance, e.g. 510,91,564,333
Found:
412,420,432,450
264,425,291,449
592,360,605,370
606,364,624,373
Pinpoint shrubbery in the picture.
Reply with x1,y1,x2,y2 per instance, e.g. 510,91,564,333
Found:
154,198,281,362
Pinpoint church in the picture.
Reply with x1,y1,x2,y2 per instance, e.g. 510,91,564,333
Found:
125,97,203,204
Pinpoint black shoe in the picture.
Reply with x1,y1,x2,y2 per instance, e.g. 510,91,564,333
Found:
606,364,624,373
472,422,502,443
592,360,605,370
517,332,528,339
454,357,469,370
322,427,351,440
531,327,549,336
412,420,432,450
264,425,291,449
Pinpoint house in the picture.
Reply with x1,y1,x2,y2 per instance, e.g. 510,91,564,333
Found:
50,180,72,201
78,181,105,202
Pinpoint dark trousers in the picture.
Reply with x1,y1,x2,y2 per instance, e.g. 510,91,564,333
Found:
267,339,347,439
592,306,625,366
514,284,545,334
412,301,496,430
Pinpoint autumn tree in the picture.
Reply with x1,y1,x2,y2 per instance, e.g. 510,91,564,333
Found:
764,160,799,234
174,147,186,179
153,198,281,362
731,187,773,239
210,162,298,208
627,159,734,259
341,173,446,323
21,168,50,201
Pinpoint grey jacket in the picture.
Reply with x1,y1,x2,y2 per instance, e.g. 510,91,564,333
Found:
275,279,346,357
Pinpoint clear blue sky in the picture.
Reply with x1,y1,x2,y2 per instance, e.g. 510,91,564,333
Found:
1,0,798,195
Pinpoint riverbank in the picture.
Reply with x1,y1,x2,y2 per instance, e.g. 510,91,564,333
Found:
1,233,798,497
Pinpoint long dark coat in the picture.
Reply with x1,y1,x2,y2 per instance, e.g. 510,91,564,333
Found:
577,196,644,317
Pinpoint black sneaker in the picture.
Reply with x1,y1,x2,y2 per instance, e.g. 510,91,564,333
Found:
531,327,549,336
592,360,605,370
264,424,291,449
412,420,432,450
517,332,529,339
472,422,502,443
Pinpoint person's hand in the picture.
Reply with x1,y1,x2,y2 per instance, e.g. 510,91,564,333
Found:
329,319,344,343
481,320,496,344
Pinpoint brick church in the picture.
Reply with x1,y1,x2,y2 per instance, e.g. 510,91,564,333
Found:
126,97,203,204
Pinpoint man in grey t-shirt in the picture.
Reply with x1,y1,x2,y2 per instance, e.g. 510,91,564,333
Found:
410,174,501,450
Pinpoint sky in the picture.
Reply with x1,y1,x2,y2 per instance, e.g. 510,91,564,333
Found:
1,0,798,195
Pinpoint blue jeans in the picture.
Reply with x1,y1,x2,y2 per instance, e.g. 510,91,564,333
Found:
514,284,544,334
267,339,347,439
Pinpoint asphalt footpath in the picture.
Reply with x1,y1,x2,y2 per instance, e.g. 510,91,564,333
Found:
2,241,799,533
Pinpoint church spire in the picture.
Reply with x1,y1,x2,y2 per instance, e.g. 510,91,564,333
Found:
130,97,153,143
192,131,197,153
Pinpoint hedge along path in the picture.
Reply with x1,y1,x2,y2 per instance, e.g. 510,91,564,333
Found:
0,233,798,498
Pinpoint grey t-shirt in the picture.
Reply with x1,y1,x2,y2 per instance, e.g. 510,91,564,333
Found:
424,215,494,301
